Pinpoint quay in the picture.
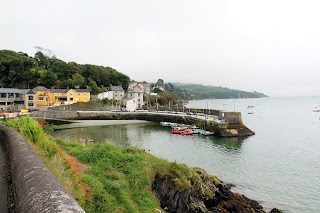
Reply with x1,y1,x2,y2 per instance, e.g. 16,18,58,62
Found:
34,110,255,137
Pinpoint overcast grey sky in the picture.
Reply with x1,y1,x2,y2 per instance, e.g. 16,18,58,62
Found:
1,0,320,96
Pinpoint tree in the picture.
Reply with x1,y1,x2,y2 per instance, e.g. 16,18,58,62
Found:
88,79,101,94
72,73,85,88
37,70,58,88
34,51,49,69
67,62,82,76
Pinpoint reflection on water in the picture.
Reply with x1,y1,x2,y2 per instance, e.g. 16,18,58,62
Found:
52,123,246,152
52,97,320,213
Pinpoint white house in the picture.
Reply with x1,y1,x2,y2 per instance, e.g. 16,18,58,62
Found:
127,85,144,109
128,81,150,94
121,98,136,111
97,91,113,100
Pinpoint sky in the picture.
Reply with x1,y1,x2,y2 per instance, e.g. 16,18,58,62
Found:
1,0,320,97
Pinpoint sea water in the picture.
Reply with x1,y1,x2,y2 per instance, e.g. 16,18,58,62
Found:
52,97,320,213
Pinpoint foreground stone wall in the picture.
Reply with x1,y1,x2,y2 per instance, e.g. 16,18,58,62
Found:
0,125,85,213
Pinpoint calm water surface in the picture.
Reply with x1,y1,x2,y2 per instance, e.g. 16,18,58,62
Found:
52,97,320,213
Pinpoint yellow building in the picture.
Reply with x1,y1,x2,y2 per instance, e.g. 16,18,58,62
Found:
33,86,49,106
47,88,90,106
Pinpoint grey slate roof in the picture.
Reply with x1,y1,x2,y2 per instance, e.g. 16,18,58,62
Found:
20,89,35,94
0,88,22,93
73,89,90,92
110,86,124,91
50,89,69,93
33,86,48,91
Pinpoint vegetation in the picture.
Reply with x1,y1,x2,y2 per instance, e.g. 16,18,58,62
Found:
0,49,266,101
147,79,267,109
4,117,210,212
0,50,130,94
172,83,268,99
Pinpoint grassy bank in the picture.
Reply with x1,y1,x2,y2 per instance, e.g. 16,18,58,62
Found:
4,117,217,212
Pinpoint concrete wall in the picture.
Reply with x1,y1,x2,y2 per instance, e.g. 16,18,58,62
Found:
0,125,85,213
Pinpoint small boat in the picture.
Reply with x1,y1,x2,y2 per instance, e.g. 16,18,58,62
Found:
192,126,204,134
160,121,172,127
20,109,29,113
171,127,193,135
0,112,18,120
313,109,320,112
201,131,215,136
160,122,178,127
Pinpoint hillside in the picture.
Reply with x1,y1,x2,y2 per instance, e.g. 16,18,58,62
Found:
172,83,268,99
0,50,130,94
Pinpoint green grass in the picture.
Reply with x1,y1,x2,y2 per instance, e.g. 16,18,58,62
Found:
4,117,220,212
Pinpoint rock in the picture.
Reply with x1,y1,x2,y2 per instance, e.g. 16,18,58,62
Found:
269,208,283,213
152,168,272,213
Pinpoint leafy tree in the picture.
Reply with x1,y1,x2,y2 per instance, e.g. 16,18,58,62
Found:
67,62,82,76
34,51,49,69
37,70,58,88
88,79,101,94
48,58,68,79
72,73,85,88
59,79,74,88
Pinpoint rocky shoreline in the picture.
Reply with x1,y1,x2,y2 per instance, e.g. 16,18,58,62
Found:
152,168,282,213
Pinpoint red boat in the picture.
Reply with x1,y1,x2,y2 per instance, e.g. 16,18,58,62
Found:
171,127,193,135
313,109,320,112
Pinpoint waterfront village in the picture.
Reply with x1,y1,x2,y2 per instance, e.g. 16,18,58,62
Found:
0,80,151,112
0,80,256,138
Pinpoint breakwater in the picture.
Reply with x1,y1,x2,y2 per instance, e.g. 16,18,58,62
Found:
33,110,255,137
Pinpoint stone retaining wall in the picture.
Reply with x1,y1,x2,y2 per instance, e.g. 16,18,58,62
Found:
0,125,85,213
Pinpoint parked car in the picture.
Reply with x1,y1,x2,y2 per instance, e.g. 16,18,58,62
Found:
28,108,39,112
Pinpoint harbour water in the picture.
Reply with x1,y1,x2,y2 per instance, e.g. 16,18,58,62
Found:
52,97,320,213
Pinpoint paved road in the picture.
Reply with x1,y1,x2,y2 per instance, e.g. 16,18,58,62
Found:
0,142,9,213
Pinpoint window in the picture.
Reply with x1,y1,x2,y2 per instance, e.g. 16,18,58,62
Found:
70,97,73,101
28,96,33,100
138,93,140,97
78,93,80,96
0,93,6,98
28,103,34,106
130,94,133,97
138,98,140,102
38,97,44,101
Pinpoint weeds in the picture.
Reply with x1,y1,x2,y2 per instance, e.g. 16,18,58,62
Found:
4,117,211,212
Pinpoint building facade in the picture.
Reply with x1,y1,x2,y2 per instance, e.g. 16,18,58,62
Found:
127,85,144,109
33,86,49,106
47,89,90,106
109,85,124,101
0,88,36,110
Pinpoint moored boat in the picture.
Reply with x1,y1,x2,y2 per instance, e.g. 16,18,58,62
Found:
171,127,193,135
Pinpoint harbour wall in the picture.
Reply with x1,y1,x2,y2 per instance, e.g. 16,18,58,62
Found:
33,110,255,137
0,124,85,213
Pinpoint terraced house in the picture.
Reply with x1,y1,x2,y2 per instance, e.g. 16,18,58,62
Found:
47,88,90,106
33,86,49,106
0,88,36,110
32,86,90,106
